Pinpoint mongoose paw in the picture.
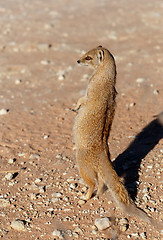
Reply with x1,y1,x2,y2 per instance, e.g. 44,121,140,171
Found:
80,195,91,201
96,185,108,196
80,193,92,201
96,189,104,197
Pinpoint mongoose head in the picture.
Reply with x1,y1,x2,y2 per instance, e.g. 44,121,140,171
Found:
77,46,113,69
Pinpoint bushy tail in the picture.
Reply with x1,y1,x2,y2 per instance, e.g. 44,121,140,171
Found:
97,152,162,230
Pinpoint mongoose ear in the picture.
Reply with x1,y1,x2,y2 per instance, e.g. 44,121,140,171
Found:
97,50,104,62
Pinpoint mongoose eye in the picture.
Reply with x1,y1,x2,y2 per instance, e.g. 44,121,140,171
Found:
85,56,92,61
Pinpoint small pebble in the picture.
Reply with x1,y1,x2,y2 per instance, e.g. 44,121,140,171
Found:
10,220,25,231
35,178,42,183
119,218,129,225
41,60,50,65
58,75,65,81
140,232,147,239
52,192,62,198
120,224,128,232
51,198,58,203
18,153,25,157
92,230,98,234
37,43,51,51
39,186,45,193
5,173,13,180
0,198,10,207
73,232,79,238
8,158,16,164
78,200,85,205
94,217,111,231
43,135,49,139
52,229,63,239
69,183,76,189
153,89,159,95
29,154,40,160
136,77,146,83
57,70,66,81
15,79,22,85
131,232,139,237
129,102,136,107
0,109,9,115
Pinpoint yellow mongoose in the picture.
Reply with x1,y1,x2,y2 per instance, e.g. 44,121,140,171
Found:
73,46,162,230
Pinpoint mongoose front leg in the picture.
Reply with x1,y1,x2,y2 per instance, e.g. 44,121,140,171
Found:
72,96,87,112
80,184,95,200
78,158,96,200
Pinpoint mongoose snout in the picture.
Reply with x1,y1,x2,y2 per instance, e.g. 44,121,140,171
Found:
77,60,81,64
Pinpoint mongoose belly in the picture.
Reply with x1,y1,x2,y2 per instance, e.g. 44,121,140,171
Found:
74,103,106,149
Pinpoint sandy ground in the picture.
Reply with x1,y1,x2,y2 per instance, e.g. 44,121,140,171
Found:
0,0,162,239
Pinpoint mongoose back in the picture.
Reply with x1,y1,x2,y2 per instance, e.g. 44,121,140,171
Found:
73,46,162,230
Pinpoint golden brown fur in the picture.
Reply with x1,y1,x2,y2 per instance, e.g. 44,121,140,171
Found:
73,46,162,230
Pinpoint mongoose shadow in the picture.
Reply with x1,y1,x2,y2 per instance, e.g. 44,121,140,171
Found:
113,115,163,201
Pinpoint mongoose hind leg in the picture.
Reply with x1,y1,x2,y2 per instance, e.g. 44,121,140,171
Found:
79,167,96,200
96,173,105,196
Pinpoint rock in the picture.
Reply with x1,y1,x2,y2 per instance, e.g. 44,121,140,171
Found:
39,186,45,193
28,183,38,190
78,200,85,205
15,79,22,85
140,232,147,239
131,233,139,237
5,173,13,180
8,158,16,164
52,229,63,239
74,227,83,235
69,183,76,189
58,75,65,81
120,224,128,232
34,178,42,183
18,153,26,157
73,232,79,238
51,198,58,203
57,70,66,81
92,230,98,234
29,153,40,160
51,192,62,198
119,218,129,232
0,198,10,207
94,217,111,231
153,89,159,95
29,193,36,200
0,109,9,115
43,135,49,139
136,77,146,83
37,43,52,51
119,218,129,225
129,102,136,107
40,60,50,65
10,220,25,231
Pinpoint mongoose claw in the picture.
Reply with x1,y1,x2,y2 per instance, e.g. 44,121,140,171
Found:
80,195,89,201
